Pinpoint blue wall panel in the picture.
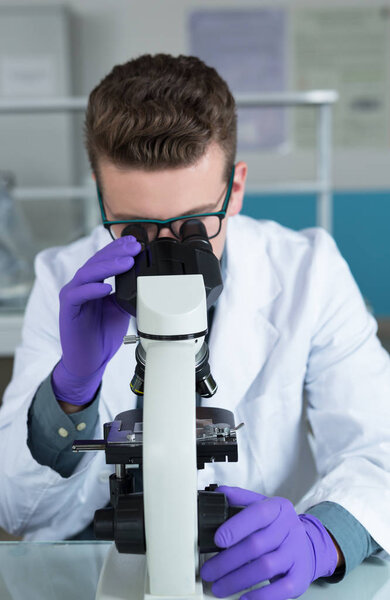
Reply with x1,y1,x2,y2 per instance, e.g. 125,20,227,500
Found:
242,190,390,316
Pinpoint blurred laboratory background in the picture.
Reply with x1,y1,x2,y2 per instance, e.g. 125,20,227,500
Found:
0,0,390,401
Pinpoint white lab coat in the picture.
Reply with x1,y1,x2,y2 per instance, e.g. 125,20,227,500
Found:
1,215,390,554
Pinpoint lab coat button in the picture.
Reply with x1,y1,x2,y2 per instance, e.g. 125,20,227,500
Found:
76,422,86,431
58,427,69,438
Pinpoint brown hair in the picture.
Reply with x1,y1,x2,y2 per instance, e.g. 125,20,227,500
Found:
84,54,237,183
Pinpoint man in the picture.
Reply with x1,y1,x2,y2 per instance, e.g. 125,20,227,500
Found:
1,54,389,600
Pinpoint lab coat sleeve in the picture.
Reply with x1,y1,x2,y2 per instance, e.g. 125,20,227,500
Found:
305,501,382,581
0,248,108,539
294,229,390,557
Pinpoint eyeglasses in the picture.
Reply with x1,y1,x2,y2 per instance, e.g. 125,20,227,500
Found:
97,166,235,241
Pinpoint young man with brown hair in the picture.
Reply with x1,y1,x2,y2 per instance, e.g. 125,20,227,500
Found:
1,54,389,600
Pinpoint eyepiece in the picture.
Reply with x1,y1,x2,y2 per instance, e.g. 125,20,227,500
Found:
179,219,212,250
121,223,149,246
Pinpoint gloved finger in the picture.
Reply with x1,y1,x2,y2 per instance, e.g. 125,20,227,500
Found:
201,520,289,582
62,283,112,311
214,498,281,548
92,236,142,261
216,486,268,506
77,235,141,270
239,571,300,600
210,549,293,599
71,255,136,286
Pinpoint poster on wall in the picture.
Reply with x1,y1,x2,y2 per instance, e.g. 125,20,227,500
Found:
293,7,390,148
0,56,56,96
188,8,288,152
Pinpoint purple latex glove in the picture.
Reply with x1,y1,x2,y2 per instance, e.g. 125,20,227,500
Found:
52,235,142,405
201,486,338,600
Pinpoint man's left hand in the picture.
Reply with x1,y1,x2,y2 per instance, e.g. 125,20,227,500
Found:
200,486,338,600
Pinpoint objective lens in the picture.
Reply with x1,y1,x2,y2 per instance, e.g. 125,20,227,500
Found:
195,342,218,398
197,372,218,398
130,344,146,396
130,363,144,396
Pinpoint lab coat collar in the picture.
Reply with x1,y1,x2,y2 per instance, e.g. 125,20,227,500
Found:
205,215,282,411
224,215,282,310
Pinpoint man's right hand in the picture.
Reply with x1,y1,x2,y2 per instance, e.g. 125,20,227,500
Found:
52,235,142,407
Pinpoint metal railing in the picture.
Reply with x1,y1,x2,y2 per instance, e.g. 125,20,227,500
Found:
0,90,338,232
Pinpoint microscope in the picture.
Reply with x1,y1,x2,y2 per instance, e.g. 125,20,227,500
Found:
73,220,243,600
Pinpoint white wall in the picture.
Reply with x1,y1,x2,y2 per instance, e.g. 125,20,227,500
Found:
1,0,389,194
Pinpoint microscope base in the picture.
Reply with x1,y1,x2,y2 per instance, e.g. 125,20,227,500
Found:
96,544,205,600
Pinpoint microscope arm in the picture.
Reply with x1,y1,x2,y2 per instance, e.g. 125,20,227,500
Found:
139,274,206,600
143,341,201,599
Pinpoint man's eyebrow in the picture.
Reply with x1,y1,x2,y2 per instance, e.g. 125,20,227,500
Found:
110,199,222,221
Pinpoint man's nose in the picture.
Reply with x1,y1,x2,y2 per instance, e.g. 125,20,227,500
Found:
157,226,176,239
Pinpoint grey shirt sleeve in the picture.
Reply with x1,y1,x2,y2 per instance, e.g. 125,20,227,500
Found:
27,372,100,478
306,501,383,583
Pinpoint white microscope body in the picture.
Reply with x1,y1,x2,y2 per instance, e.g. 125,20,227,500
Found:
96,273,208,600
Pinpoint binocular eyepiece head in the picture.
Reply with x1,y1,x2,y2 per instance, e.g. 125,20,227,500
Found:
116,218,223,400
121,218,212,250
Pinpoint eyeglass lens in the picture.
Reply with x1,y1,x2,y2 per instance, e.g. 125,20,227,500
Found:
109,215,222,241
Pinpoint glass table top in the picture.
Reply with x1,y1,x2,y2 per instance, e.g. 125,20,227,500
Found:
0,541,389,600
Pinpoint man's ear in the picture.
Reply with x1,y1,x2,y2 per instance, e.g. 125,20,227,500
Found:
91,172,96,181
227,161,247,217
